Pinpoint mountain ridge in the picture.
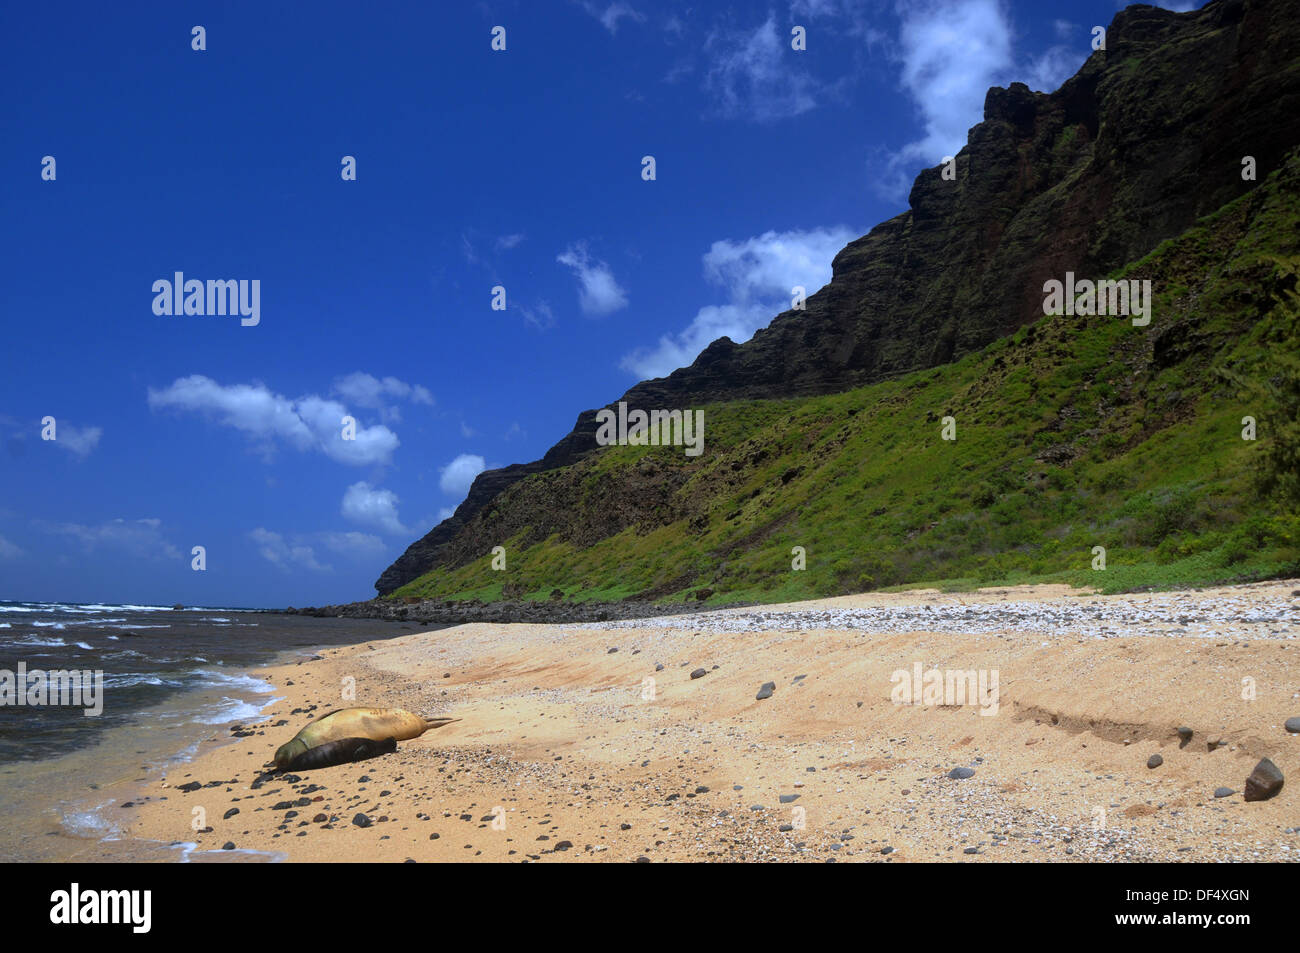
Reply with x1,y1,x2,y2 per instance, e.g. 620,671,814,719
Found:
377,0,1300,596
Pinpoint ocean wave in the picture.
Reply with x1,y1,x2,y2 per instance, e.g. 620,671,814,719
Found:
102,673,180,688
32,621,66,629
11,635,67,647
194,696,271,724
112,624,171,630
191,669,276,694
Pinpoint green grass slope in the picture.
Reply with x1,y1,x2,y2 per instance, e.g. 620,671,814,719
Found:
395,154,1300,605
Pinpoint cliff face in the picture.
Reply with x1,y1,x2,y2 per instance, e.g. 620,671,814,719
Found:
377,0,1300,595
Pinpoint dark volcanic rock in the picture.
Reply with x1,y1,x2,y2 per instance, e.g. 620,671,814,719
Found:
1147,754,1163,769
1243,758,1284,802
756,681,776,700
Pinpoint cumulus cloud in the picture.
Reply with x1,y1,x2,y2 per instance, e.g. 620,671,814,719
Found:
341,481,409,536
317,531,387,558
332,373,433,424
557,243,628,316
249,528,330,572
620,226,857,379
702,16,824,121
892,0,1013,169
46,518,181,560
148,375,399,466
439,454,486,498
876,0,1093,200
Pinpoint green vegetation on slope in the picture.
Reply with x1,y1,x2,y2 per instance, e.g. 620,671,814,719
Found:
395,154,1300,604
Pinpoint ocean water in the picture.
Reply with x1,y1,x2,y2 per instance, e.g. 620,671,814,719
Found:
0,600,427,861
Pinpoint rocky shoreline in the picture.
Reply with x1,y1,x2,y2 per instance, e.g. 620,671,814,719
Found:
280,596,754,626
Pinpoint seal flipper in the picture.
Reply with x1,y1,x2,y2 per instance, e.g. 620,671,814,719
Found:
283,735,397,772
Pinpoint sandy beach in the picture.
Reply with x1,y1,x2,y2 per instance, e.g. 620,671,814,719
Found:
117,581,1299,862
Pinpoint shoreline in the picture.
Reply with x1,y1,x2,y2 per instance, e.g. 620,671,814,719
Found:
115,579,1299,862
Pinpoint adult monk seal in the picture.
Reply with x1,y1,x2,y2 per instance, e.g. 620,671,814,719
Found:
272,707,458,770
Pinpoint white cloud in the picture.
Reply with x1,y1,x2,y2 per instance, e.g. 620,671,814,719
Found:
317,531,387,558
702,16,823,122
892,0,1013,169
876,1,1093,200
495,233,526,251
1025,43,1083,93
341,481,409,536
48,421,102,459
579,2,646,34
148,375,400,466
557,243,628,316
48,518,180,560
249,528,330,572
518,300,556,330
437,506,456,522
620,226,856,379
0,534,22,559
332,372,432,411
439,454,486,498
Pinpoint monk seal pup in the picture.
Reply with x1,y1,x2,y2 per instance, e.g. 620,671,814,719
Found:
272,707,458,769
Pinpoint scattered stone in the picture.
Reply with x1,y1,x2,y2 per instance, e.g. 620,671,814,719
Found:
948,767,975,780
353,812,373,827
1147,754,1163,769
690,668,708,680
1284,717,1300,734
1243,758,1284,802
221,841,235,851
778,794,799,804
1213,787,1235,799
1176,726,1193,747
756,681,776,700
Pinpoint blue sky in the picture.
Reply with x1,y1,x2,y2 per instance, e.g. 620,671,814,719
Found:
0,0,1196,607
